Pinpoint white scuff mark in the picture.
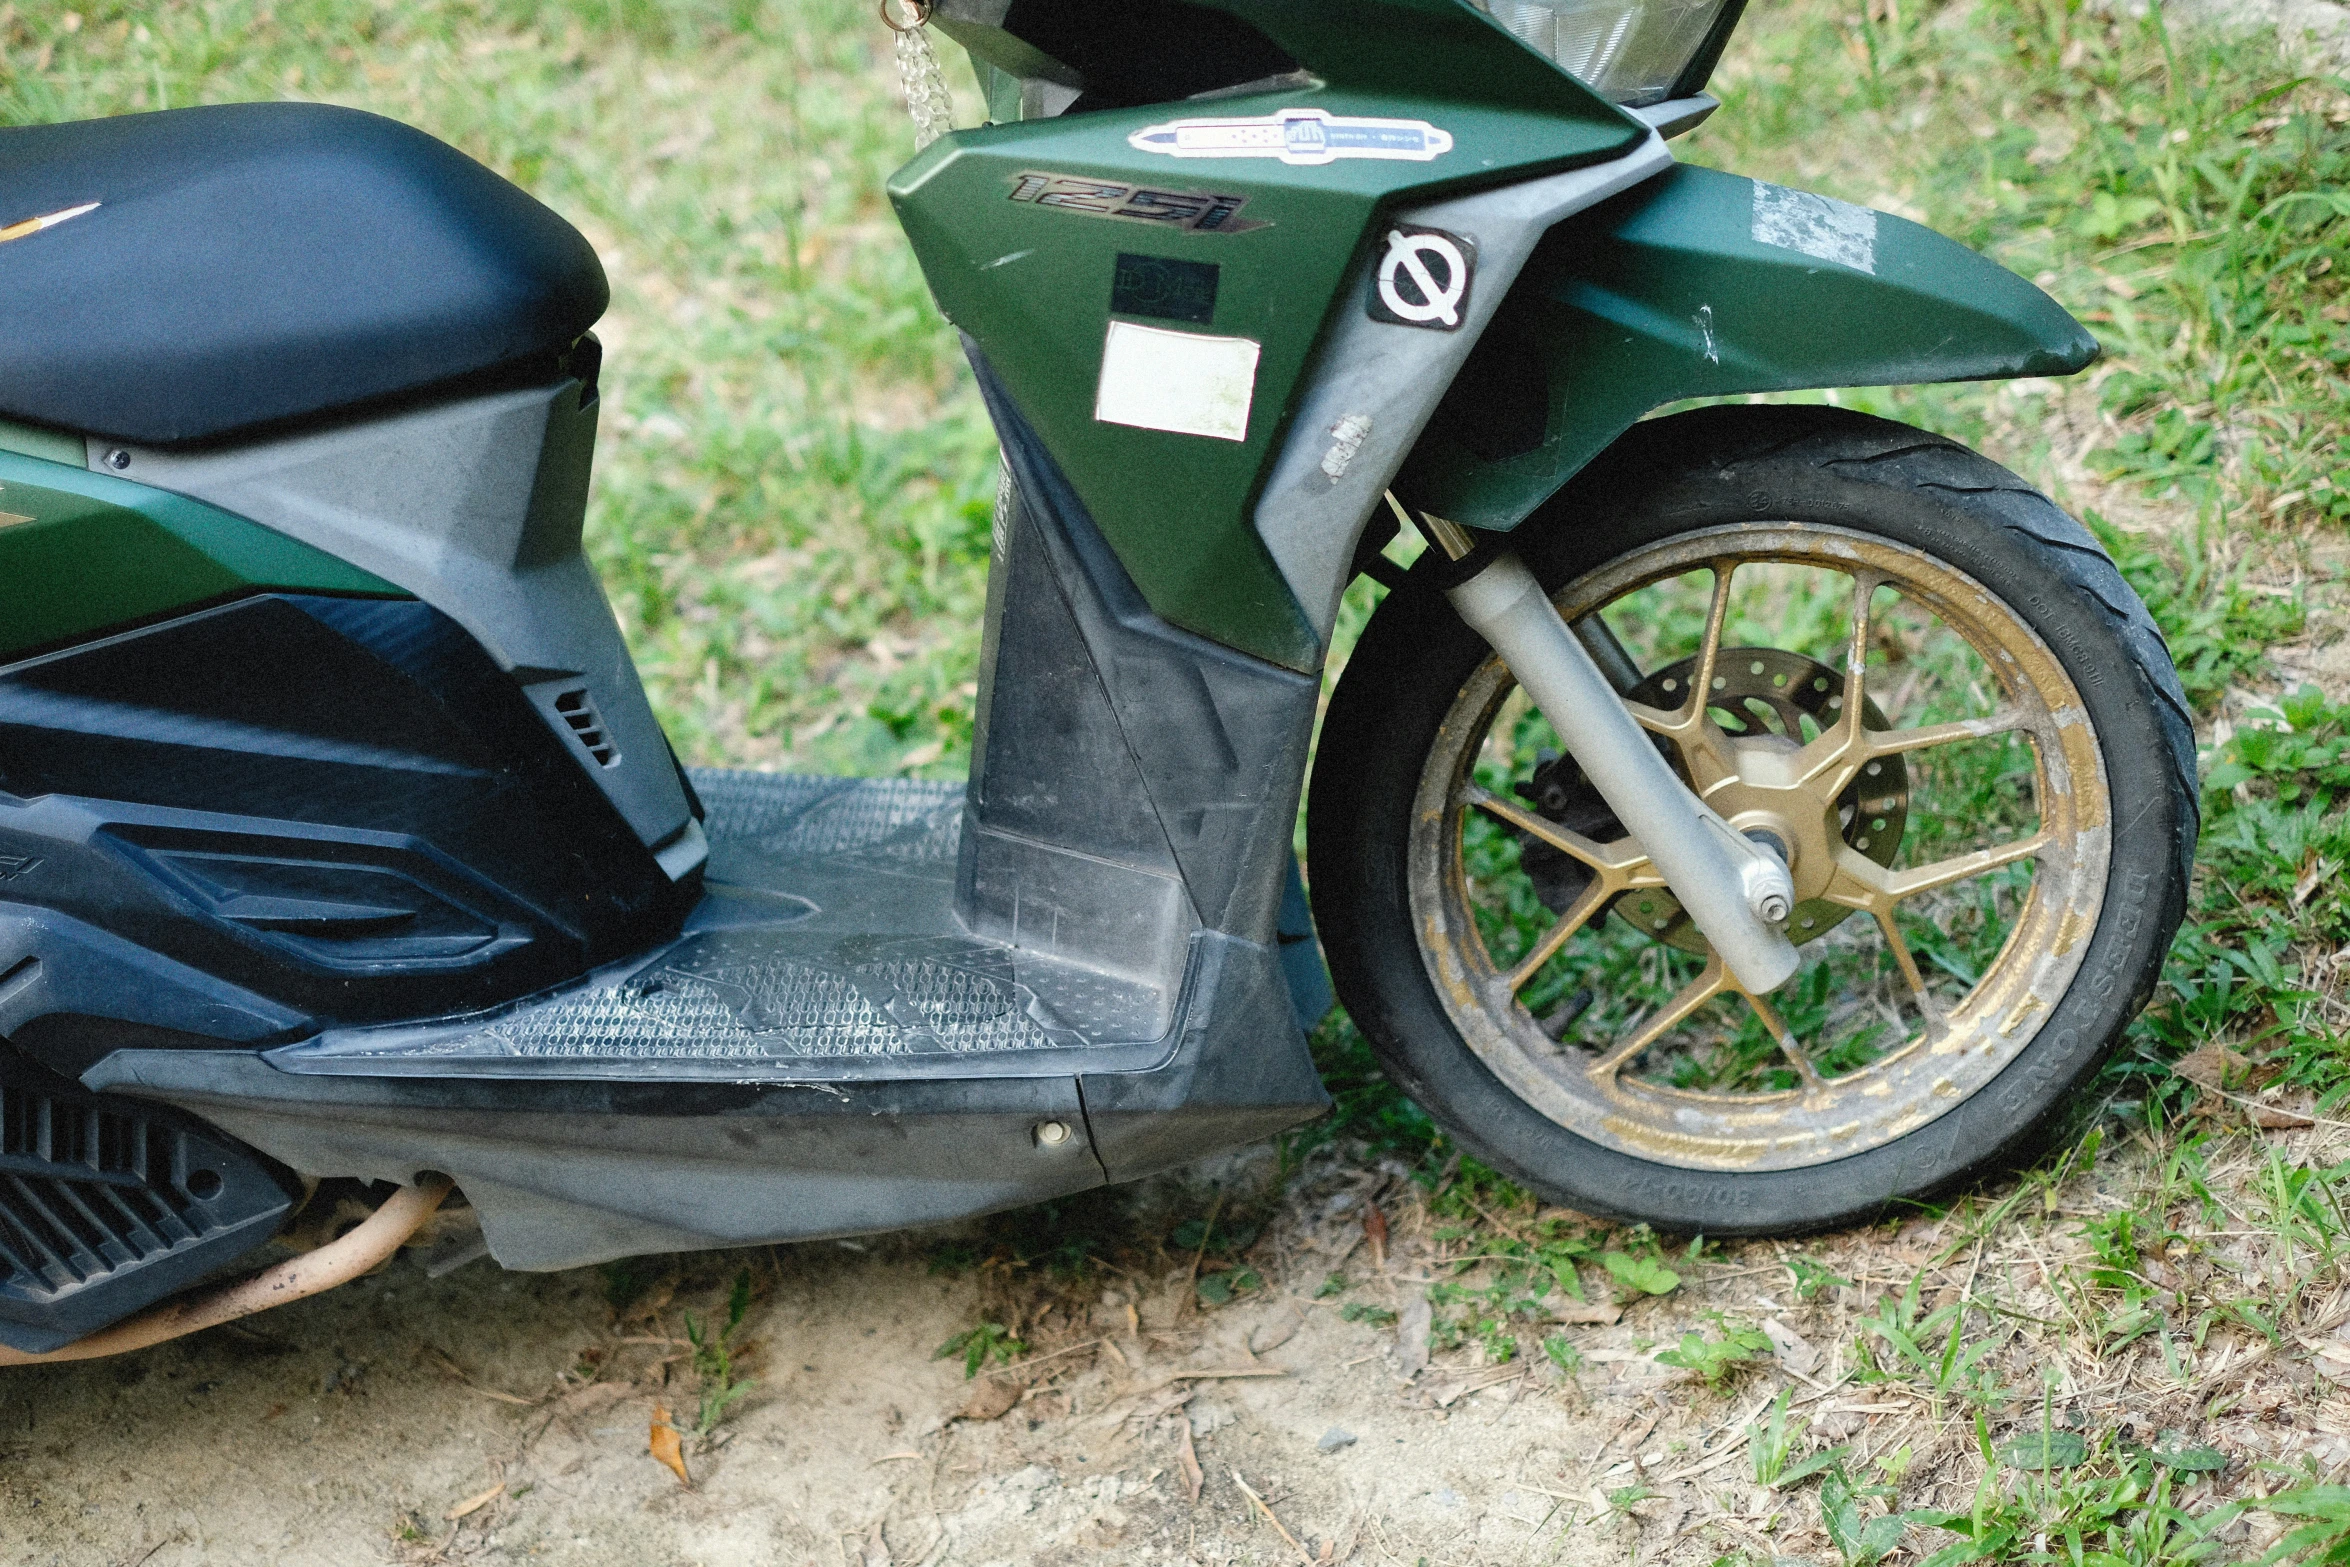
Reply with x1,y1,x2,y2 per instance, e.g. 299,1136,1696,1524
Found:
980,248,1035,270
1320,413,1373,480
1751,180,1879,274
1695,303,1719,366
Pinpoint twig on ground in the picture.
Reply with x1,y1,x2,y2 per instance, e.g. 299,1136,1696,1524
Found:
1232,1470,1317,1566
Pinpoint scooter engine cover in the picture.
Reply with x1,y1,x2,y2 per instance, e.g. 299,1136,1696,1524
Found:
0,1053,297,1354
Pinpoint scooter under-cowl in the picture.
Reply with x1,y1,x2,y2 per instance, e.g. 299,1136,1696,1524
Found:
0,0,2195,1362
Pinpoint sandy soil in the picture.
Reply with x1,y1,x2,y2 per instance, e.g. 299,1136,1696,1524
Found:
1,1146,1866,1567
14,1115,2350,1567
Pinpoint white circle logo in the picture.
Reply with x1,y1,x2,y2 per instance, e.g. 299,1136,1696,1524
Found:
1376,229,1469,328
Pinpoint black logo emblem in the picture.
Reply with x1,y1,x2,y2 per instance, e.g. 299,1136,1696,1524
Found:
1007,173,1265,234
0,855,41,882
1369,225,1475,331
1111,254,1219,325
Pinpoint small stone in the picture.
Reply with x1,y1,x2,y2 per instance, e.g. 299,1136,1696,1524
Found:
1317,1426,1357,1453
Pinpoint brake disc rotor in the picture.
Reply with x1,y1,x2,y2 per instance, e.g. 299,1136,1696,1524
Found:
1515,647,1907,950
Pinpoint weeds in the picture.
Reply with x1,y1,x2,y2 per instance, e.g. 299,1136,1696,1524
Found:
1818,1463,1907,1567
934,1321,1025,1379
1751,1389,1850,1489
2253,1482,2350,1565
1655,1318,1772,1385
682,1269,756,1437
1853,1276,2004,1413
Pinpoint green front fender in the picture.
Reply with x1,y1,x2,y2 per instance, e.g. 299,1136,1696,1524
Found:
1398,164,2098,530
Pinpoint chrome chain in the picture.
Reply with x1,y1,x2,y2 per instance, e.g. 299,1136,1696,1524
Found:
881,0,955,150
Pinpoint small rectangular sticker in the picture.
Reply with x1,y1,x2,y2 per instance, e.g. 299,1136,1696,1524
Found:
1094,321,1260,442
1128,108,1453,166
1112,253,1219,325
1751,181,1878,274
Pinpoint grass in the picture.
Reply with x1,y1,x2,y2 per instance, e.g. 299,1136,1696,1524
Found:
9,0,2345,1560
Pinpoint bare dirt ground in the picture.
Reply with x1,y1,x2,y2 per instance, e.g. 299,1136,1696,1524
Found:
11,1108,2350,1567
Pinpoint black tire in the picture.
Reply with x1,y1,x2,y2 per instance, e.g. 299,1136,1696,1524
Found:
1307,405,2197,1235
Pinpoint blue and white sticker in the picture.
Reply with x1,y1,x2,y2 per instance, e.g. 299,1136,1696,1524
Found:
1127,108,1454,166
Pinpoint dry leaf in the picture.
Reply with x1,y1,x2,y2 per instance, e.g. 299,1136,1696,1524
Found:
1429,1365,1522,1408
649,1406,690,1487
1177,1420,1205,1502
2172,1043,2248,1093
1548,1299,1622,1327
1762,1318,1821,1377
443,1482,504,1522
1250,1301,1305,1355
1363,1208,1389,1271
958,1379,1021,1421
620,1281,676,1325
2252,1093,2317,1131
1395,1293,1432,1379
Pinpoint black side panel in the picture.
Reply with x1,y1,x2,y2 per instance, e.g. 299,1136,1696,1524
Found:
969,498,1185,874
0,103,607,445
965,346,1321,948
0,594,689,1057
90,1050,1105,1273
961,344,1331,1179
0,1053,295,1353
1078,930,1330,1181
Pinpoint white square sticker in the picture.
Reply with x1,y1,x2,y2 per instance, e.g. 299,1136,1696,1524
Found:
1093,320,1260,442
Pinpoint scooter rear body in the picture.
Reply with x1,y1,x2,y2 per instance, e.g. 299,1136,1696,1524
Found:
0,94,1342,1348
0,0,2116,1356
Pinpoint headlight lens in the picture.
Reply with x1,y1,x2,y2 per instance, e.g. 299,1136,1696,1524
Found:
1478,0,1734,107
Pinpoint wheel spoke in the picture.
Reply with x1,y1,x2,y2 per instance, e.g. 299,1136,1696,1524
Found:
1686,562,1738,722
1503,876,1611,991
1837,571,1880,743
1866,709,2031,760
1627,561,1747,792
1786,570,1888,801
1884,834,2048,900
1587,955,1730,1082
1825,833,2049,911
1742,989,1825,1091
1464,785,1660,881
1869,907,1946,1027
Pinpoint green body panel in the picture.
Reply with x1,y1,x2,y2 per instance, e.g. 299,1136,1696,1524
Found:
0,450,407,663
0,419,86,468
893,1,1645,670
1402,163,2100,529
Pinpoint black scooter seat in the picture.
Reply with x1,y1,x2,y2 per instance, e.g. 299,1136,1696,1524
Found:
0,102,607,446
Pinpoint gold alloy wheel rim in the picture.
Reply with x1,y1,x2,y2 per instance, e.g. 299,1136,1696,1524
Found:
1408,523,2113,1173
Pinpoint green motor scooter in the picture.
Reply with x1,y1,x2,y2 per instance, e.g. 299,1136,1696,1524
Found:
0,0,2192,1362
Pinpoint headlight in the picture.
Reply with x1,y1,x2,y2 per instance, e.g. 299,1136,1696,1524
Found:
1476,0,1737,107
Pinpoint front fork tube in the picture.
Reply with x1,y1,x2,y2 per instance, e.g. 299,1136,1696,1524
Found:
1416,511,1801,995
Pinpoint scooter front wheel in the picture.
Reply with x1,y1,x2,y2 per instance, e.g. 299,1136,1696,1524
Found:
1306,405,2196,1234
